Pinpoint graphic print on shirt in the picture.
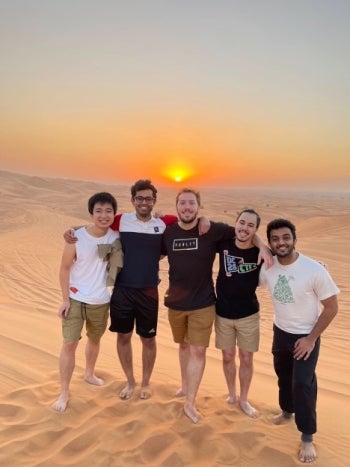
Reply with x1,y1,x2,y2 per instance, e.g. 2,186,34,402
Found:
223,250,258,277
173,238,198,251
273,274,295,304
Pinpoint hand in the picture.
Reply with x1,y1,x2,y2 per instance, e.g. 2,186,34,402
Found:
198,216,211,236
258,245,274,269
63,228,77,244
293,336,315,360
58,301,70,319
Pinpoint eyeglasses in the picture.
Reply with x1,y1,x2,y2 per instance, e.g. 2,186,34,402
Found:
133,196,155,203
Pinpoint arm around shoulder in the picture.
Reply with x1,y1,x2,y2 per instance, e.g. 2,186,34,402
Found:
252,232,273,268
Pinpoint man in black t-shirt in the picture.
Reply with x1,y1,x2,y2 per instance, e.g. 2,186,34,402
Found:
215,208,262,418
163,193,271,424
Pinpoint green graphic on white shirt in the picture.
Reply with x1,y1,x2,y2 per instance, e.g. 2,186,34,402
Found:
273,274,294,304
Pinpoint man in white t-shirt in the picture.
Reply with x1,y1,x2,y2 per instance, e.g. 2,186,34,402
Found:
259,218,339,464
52,192,121,413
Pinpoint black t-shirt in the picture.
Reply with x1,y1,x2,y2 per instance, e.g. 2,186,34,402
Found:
216,240,261,319
162,221,235,310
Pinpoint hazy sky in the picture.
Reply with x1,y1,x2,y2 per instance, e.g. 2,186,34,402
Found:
1,0,349,189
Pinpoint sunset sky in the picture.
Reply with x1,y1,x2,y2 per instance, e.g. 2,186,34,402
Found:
1,1,349,189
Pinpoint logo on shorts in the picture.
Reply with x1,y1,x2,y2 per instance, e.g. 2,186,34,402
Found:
173,238,198,250
148,328,156,334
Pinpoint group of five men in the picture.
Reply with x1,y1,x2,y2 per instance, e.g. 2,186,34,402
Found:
52,179,339,464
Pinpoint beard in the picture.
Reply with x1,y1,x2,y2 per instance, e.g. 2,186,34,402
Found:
178,212,198,224
236,231,254,243
274,245,295,258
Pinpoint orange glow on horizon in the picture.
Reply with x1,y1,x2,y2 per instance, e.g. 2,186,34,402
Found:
161,165,195,184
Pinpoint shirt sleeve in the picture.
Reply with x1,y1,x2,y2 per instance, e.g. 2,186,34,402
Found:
212,222,235,240
161,214,178,226
313,267,340,301
111,213,121,231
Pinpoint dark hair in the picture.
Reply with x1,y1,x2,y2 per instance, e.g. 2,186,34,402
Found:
131,179,157,199
266,218,296,241
88,192,117,215
176,188,201,206
236,208,261,229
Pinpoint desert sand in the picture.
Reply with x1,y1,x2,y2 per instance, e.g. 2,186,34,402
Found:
0,170,349,467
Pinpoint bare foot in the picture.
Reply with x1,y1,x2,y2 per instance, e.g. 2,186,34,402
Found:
239,400,259,418
226,394,238,404
184,402,199,424
299,441,316,463
272,412,293,425
84,375,104,386
175,388,186,397
139,386,152,400
119,382,135,400
52,393,69,412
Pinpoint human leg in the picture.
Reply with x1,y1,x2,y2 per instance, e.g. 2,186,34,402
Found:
236,313,259,417
272,326,318,462
272,325,295,414
133,287,158,399
168,309,188,396
222,348,238,404
117,331,136,399
238,349,258,417
176,342,190,396
109,287,137,399
52,340,79,412
85,303,109,385
53,299,84,412
184,344,206,423
139,336,157,399
184,306,214,423
215,315,238,403
84,338,104,385
294,338,320,463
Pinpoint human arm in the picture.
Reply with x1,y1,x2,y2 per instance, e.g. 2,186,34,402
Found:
158,214,178,225
198,216,210,235
252,233,273,269
58,243,76,319
293,295,338,360
63,227,82,243
63,214,121,243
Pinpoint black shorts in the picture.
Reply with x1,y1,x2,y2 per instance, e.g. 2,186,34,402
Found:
109,285,158,338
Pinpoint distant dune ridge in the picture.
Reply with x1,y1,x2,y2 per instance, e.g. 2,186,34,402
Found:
0,170,349,466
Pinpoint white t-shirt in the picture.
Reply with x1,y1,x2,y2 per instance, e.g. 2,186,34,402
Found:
69,227,119,304
259,253,340,334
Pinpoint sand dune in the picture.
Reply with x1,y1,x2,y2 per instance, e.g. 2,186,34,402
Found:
0,170,349,466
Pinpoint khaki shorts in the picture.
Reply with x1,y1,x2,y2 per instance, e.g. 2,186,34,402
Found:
215,312,260,352
62,299,109,343
168,305,215,347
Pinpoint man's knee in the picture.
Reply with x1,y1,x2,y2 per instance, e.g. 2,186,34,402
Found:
222,348,235,364
190,345,206,359
239,349,253,367
140,336,156,349
62,340,79,352
117,331,133,345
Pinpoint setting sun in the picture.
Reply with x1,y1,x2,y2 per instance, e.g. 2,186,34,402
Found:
162,165,195,184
